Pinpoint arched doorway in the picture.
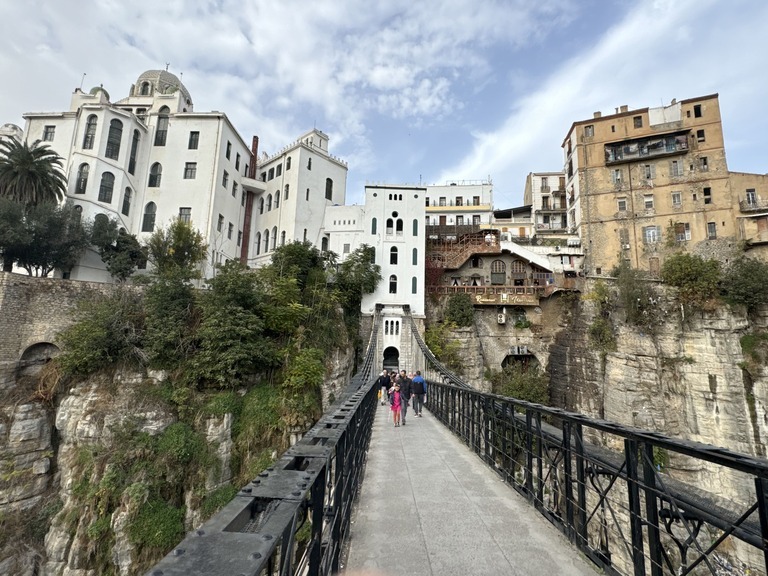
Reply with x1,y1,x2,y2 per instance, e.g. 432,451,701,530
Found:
382,346,400,373
17,342,60,379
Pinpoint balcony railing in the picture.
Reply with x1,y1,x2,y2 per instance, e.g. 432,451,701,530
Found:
740,198,768,212
605,132,689,165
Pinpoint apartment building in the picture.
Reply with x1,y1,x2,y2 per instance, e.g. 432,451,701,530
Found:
20,70,265,281
562,94,736,276
424,180,493,231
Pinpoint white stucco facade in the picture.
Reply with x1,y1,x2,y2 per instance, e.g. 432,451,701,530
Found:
250,129,348,266
20,70,266,282
359,185,426,317
425,180,493,227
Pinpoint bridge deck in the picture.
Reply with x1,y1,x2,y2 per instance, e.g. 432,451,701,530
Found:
343,403,599,576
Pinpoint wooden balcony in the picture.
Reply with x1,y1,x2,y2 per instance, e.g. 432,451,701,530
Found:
427,284,555,306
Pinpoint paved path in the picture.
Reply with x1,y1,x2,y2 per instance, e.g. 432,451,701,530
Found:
343,402,600,576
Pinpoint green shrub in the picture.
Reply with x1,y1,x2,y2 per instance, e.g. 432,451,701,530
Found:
128,499,185,550
157,422,205,467
661,253,721,309
56,290,145,376
722,257,768,313
445,293,474,326
490,364,549,404
589,317,616,351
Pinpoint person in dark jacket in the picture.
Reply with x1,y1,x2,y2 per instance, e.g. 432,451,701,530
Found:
411,370,426,416
377,370,390,405
397,370,413,425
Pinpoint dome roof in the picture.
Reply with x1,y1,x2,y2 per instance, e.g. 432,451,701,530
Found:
135,70,192,104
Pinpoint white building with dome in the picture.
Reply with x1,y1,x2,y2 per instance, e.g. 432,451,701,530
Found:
20,70,266,281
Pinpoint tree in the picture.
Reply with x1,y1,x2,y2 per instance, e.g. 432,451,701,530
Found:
0,139,67,206
270,241,326,291
14,202,91,277
0,197,28,271
145,218,207,280
91,215,145,281
722,257,768,314
335,245,381,318
489,364,549,404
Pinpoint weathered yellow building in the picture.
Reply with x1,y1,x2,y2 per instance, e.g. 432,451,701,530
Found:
562,94,767,275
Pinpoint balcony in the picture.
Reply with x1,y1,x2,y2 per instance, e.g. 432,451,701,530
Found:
427,285,553,306
604,131,689,165
740,198,768,213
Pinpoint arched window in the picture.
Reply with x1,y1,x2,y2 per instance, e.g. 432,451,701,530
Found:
259,198,264,214
321,237,329,252
105,119,123,159
142,202,156,232
270,227,277,251
280,231,286,246
255,232,262,255
286,156,292,170
263,229,269,254
83,115,97,149
140,81,151,95
389,275,397,294
267,194,273,211
155,107,169,146
385,320,389,335
396,219,403,235
491,259,507,285
510,260,526,273
274,191,280,209
412,218,418,236
325,178,333,200
371,217,377,234
412,277,417,294
98,172,115,203
122,187,132,216
75,163,89,194
386,218,394,234
390,247,398,265
412,248,418,265
128,130,139,175
73,204,82,222
284,184,289,199
306,188,310,201
148,162,162,187
307,157,312,170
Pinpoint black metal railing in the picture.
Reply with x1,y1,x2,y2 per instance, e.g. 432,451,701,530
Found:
146,317,381,576
426,383,768,576
401,311,768,575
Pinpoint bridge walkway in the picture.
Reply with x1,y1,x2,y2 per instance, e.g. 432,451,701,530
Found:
343,402,599,576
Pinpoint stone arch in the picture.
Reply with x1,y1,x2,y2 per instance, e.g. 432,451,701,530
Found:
382,346,400,373
18,342,60,377
501,348,540,372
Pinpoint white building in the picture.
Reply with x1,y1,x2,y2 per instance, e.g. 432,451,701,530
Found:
425,180,493,227
19,70,266,281
250,129,348,266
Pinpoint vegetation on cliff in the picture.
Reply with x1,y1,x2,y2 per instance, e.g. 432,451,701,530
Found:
44,221,380,574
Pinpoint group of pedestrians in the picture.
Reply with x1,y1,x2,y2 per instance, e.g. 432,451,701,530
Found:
377,369,427,427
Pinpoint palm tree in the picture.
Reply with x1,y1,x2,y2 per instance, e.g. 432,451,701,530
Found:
0,139,67,206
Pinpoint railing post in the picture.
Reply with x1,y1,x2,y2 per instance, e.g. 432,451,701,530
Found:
563,421,574,540
525,409,534,498
484,396,492,465
625,439,647,576
643,443,663,576
574,423,587,549
755,477,768,572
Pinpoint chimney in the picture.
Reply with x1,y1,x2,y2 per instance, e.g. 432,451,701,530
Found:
593,111,602,119
249,136,259,179
671,98,677,105
619,105,629,113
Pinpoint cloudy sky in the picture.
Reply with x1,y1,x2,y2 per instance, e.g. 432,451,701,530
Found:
1,0,766,207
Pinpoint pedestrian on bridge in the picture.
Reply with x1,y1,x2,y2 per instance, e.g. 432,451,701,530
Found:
411,370,426,417
389,382,402,426
397,371,412,425
377,370,390,405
